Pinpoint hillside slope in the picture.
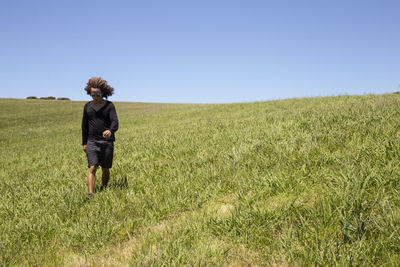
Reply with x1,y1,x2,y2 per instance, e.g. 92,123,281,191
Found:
1,95,400,265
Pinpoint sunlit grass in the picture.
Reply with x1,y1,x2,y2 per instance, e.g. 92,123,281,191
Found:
1,95,400,265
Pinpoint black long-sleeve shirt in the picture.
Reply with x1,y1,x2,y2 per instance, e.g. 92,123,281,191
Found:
82,100,119,145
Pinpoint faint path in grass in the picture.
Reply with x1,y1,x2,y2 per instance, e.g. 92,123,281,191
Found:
65,185,326,266
64,193,260,266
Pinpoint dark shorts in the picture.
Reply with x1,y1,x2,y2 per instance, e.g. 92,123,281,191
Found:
86,140,114,168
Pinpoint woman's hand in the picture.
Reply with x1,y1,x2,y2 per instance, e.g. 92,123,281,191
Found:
103,130,112,138
83,145,87,152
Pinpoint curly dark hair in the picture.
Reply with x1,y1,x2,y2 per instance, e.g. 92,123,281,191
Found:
84,77,114,98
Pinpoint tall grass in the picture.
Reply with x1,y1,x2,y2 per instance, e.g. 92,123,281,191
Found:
1,95,400,265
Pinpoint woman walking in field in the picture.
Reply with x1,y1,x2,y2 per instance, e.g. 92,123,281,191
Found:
82,77,119,198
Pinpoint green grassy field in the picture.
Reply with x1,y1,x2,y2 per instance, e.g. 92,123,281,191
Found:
1,95,400,266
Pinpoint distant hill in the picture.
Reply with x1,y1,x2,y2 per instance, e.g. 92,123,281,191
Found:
26,96,70,100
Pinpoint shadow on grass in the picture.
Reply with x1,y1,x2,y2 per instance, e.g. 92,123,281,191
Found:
104,175,129,190
83,174,128,203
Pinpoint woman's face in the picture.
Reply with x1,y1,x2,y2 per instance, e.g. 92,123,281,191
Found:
90,88,102,100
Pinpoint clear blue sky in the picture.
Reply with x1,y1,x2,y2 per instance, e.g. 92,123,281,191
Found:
0,0,399,103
